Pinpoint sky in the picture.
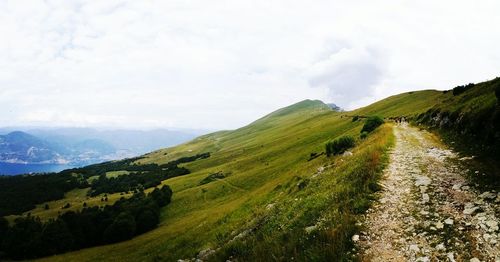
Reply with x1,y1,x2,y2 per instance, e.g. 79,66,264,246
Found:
1,0,499,130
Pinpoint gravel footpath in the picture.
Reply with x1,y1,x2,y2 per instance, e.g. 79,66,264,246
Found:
357,124,500,262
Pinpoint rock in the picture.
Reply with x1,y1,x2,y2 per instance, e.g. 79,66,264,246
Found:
305,226,317,234
436,243,445,251
447,252,456,262
452,184,462,190
444,218,454,225
479,191,496,200
409,244,420,253
422,193,430,203
470,258,480,262
463,205,478,215
343,151,353,157
435,221,444,229
415,176,431,186
416,257,429,262
486,220,499,232
197,248,215,260
483,233,491,241
352,234,360,242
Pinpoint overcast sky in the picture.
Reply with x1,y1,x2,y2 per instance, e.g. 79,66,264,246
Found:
1,0,499,130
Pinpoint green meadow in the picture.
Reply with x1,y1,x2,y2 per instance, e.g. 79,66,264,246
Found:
25,79,497,261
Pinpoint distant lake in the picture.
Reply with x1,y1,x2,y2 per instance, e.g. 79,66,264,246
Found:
0,162,76,176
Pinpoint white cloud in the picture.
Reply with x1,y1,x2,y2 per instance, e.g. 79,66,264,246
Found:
307,46,386,108
0,0,500,129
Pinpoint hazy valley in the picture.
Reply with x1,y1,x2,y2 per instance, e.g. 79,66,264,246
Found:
0,128,205,175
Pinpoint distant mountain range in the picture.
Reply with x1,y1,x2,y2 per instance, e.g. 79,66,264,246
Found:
0,128,206,166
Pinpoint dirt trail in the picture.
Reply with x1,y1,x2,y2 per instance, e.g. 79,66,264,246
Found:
357,124,500,262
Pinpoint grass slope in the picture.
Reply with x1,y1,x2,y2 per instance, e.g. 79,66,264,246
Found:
35,95,434,261
36,92,456,261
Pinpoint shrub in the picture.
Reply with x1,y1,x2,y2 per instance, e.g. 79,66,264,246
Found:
326,136,355,156
352,115,359,122
360,131,368,139
361,116,384,133
452,83,474,96
199,172,226,185
496,82,500,101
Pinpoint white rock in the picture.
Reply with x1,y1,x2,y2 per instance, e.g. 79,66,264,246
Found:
452,184,462,190
435,221,444,229
479,191,496,200
415,176,431,186
343,151,353,157
422,193,430,203
483,233,491,241
470,258,480,262
463,206,478,215
197,248,215,260
447,252,456,262
352,234,360,242
436,243,445,251
444,218,454,225
409,244,420,253
486,220,499,232
305,226,317,234
416,257,429,262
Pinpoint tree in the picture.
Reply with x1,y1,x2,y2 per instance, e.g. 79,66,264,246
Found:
2,216,43,259
0,216,8,249
40,219,74,255
150,186,173,207
136,209,159,234
103,212,136,243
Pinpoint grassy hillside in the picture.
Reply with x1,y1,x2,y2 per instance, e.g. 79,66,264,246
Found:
17,77,496,261
415,78,500,158
29,91,448,262
414,78,500,187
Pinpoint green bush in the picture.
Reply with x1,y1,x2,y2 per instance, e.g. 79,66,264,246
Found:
360,131,368,139
326,136,355,156
352,115,359,122
361,116,384,133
